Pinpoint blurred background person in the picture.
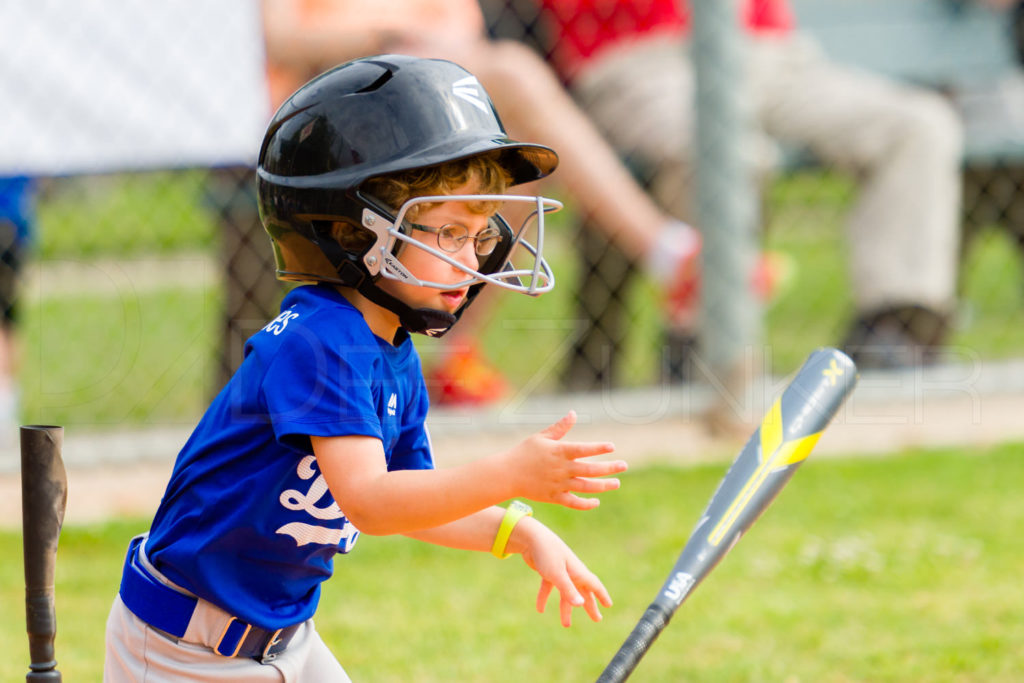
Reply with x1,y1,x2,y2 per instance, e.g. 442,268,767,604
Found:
537,0,965,370
0,176,34,447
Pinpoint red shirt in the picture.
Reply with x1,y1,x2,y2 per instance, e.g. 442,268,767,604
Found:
540,0,794,80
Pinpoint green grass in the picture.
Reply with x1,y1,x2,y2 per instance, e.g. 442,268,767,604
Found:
37,171,218,258
762,172,858,371
763,171,1024,372
3,443,1023,681
20,287,221,426
478,170,1024,384
18,170,1024,426
956,228,1024,357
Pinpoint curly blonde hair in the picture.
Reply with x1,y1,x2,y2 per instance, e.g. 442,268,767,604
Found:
364,151,512,220
331,152,513,250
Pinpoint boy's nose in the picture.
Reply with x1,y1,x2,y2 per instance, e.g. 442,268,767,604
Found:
454,241,479,270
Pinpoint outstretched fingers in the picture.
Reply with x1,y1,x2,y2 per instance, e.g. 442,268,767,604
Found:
570,456,627,478
554,456,626,509
558,438,618,460
537,410,579,441
515,411,627,509
537,570,585,628
550,470,626,510
570,476,622,494
561,441,626,483
536,564,612,627
552,492,602,511
574,565,613,624
536,579,554,614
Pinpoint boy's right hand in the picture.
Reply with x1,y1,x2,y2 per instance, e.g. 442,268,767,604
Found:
502,411,626,510
515,518,613,627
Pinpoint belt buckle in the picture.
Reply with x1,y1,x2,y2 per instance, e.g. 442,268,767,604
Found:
213,617,252,657
260,628,285,664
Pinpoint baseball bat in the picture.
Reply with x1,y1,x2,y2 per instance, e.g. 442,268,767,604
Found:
21,425,67,682
597,348,857,682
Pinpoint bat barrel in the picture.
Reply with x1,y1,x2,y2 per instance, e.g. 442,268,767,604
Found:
596,604,671,683
21,425,66,682
595,348,857,681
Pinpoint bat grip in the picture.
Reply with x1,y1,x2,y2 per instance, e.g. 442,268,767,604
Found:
596,604,671,683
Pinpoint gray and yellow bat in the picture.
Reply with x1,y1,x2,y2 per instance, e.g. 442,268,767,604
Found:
597,348,857,683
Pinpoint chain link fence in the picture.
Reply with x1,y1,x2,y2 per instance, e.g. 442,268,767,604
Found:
2,1,272,438
5,0,1024,439
484,0,1024,400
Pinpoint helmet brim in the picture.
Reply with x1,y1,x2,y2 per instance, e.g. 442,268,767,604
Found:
261,136,556,193
362,135,558,189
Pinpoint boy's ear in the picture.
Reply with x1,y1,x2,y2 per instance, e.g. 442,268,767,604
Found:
327,220,375,252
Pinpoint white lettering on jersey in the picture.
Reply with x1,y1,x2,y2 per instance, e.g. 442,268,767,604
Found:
276,455,360,552
279,455,343,520
387,392,397,417
263,308,299,335
452,76,489,113
275,522,357,548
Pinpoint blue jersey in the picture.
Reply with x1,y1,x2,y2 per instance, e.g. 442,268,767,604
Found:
146,284,433,629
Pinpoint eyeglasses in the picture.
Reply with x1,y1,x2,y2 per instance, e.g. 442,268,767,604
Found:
408,222,504,256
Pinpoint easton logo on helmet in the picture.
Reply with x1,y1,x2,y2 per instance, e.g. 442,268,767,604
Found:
452,76,489,113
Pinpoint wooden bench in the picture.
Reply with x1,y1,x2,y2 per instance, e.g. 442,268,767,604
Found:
787,0,1024,274
789,0,1024,164
560,0,1024,389
482,0,1024,388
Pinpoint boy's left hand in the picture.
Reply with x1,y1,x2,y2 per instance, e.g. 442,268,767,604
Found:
516,519,612,627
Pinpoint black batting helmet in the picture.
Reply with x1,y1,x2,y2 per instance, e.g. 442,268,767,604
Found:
256,54,560,336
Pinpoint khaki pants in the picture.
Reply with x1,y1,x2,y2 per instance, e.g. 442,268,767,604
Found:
572,33,963,314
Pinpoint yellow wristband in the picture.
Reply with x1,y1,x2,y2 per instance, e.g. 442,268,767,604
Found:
490,501,533,559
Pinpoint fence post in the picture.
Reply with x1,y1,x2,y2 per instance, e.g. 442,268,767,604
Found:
691,0,761,424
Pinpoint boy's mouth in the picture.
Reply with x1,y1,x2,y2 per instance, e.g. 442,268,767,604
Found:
440,288,468,308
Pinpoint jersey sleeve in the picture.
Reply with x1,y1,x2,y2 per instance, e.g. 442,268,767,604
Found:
259,317,383,453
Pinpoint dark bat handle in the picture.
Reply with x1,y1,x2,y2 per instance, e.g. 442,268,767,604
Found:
596,604,672,683
21,425,67,682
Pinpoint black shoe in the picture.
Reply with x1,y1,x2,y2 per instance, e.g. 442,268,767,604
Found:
841,305,949,370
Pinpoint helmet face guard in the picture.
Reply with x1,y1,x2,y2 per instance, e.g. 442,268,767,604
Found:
359,193,563,296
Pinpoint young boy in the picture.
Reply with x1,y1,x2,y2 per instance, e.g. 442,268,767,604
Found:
104,55,628,681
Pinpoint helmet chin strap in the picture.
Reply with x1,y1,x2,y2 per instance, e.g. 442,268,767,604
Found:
329,257,460,337
354,277,458,338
